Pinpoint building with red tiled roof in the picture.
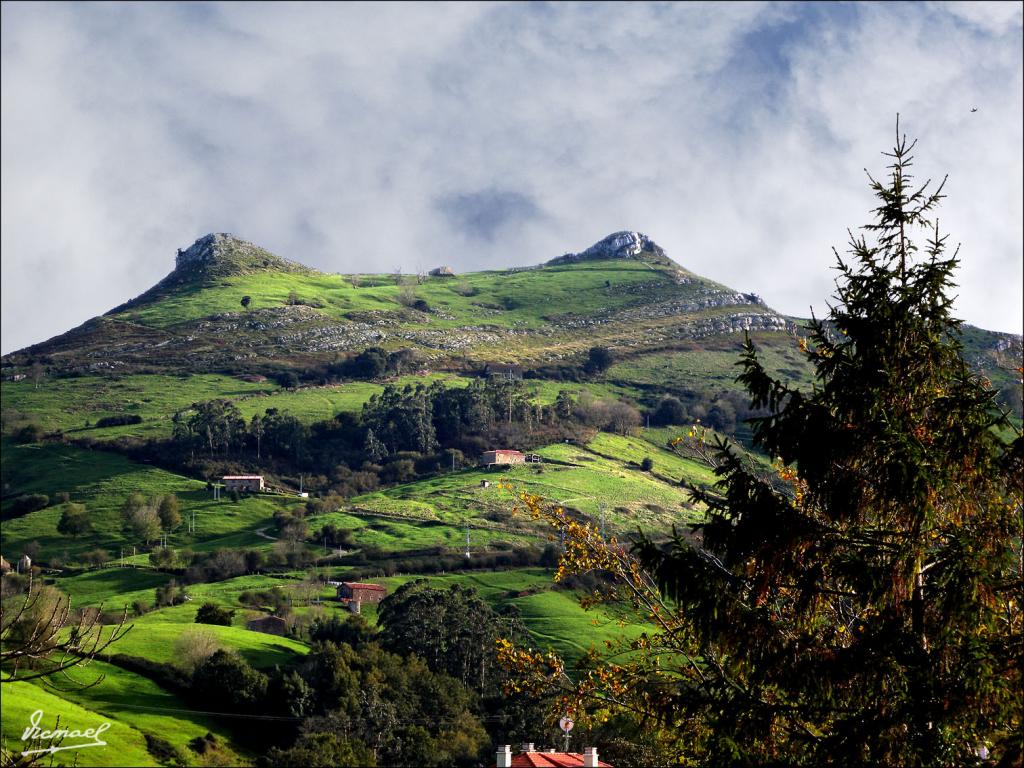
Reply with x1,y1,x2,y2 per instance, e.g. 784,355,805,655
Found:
494,744,610,768
480,449,526,467
336,582,387,613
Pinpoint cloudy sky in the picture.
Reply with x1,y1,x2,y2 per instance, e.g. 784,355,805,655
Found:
2,1,1022,353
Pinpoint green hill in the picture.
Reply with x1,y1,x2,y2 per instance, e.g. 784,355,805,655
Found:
2,231,791,376
1,229,1019,765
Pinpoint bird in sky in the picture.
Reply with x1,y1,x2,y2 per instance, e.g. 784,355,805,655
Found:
971,107,978,112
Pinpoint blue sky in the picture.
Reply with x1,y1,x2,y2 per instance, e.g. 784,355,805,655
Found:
2,1,1022,353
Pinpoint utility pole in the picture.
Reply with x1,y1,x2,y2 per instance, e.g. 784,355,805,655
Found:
600,503,606,539
465,526,471,558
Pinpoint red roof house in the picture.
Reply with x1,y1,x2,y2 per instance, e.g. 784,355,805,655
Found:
336,582,387,613
479,449,526,467
494,744,611,768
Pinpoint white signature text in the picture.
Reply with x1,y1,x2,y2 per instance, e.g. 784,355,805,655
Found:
21,709,110,756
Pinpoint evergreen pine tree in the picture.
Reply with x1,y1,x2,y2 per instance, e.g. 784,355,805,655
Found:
503,122,1023,766
638,120,1024,764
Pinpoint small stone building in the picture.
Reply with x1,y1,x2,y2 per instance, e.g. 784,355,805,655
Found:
429,266,455,277
479,450,526,467
222,475,264,492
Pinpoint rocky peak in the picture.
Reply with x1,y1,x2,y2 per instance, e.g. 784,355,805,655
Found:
171,233,312,278
577,231,664,260
175,233,243,269
547,231,669,266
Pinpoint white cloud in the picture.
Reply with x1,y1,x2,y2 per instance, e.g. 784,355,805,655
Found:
2,1,1021,354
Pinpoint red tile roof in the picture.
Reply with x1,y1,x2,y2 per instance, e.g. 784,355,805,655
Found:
501,753,611,768
341,582,386,591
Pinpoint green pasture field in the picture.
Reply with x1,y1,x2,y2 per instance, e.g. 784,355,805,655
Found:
351,434,701,538
1,441,307,563
232,373,469,424
0,681,156,767
305,509,541,551
519,378,643,406
34,659,243,766
0,373,471,443
112,259,692,333
52,568,172,608
375,569,649,669
117,270,398,328
1,374,277,439
57,566,646,673
606,335,814,397
98,620,308,668
405,260,682,331
583,431,718,487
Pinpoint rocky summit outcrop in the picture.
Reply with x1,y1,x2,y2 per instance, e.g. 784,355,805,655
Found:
173,233,312,278
547,231,669,266
175,232,239,269
105,233,313,316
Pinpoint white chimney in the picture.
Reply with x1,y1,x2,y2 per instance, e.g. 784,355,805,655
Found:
583,746,599,768
496,745,512,768
522,743,535,753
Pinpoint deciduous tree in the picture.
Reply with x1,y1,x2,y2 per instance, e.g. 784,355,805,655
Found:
56,503,91,537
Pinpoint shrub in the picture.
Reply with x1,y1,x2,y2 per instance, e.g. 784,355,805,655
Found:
57,503,91,537
583,345,614,375
640,456,655,472
195,602,235,626
175,627,222,674
81,549,110,568
271,370,300,388
652,396,689,426
155,580,188,607
13,423,44,443
144,733,185,767
7,494,49,516
192,650,268,713
380,459,416,484
95,414,143,428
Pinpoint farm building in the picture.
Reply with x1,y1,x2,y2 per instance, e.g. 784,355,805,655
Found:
222,475,264,492
429,265,455,277
483,362,523,380
17,555,32,573
0,555,10,574
494,744,610,767
337,582,387,613
480,449,526,467
246,615,288,636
